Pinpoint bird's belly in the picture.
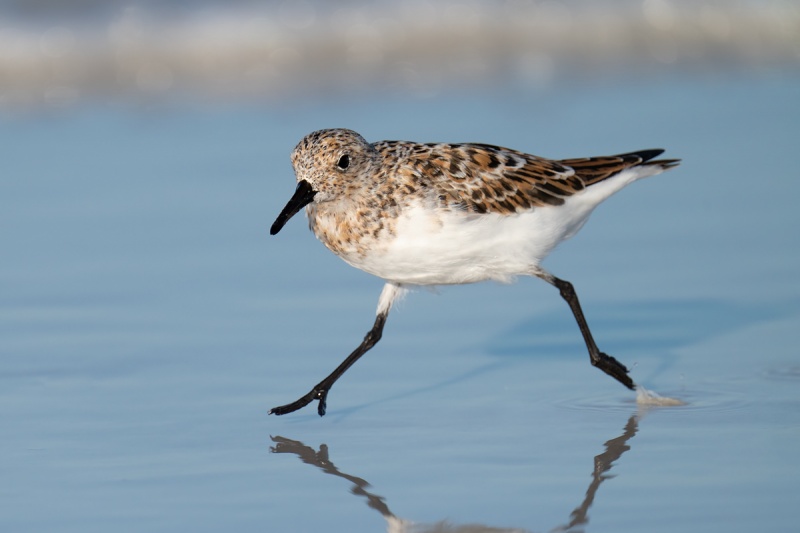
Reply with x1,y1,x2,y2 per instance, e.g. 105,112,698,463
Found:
340,204,593,286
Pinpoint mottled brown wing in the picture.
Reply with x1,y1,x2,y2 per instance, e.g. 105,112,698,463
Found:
413,143,671,215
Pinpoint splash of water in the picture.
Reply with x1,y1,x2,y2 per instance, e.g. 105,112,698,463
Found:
636,385,686,407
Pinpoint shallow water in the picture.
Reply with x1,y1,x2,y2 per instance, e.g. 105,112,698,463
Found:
2,72,799,532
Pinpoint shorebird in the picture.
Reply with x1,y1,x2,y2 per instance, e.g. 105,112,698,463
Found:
269,128,679,416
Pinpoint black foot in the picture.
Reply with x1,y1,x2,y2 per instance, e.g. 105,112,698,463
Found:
269,388,329,416
592,352,636,390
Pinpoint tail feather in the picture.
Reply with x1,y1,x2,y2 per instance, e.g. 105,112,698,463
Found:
559,149,680,187
617,149,681,171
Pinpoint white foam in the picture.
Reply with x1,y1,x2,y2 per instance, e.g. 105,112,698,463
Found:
636,386,686,407
0,1,796,110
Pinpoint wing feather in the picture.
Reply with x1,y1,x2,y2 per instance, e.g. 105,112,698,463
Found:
377,142,677,215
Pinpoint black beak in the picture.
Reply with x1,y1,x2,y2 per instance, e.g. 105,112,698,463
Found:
270,180,317,235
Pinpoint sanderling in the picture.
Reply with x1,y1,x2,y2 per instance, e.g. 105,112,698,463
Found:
269,128,680,416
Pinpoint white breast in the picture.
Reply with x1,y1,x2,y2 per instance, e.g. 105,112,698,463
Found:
345,204,572,285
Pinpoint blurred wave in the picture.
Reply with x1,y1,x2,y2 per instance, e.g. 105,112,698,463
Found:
0,0,798,109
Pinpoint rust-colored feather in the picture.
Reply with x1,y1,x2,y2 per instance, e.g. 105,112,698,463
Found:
377,142,677,216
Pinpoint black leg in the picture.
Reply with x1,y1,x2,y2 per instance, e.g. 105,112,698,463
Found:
539,272,635,390
270,312,388,416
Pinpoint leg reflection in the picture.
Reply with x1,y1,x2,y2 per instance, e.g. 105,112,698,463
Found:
270,414,640,533
556,415,639,532
270,436,393,519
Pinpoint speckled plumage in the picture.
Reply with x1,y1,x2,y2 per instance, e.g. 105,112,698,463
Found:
268,128,680,416
280,128,678,287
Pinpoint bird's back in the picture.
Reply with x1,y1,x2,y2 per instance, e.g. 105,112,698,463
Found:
376,141,678,216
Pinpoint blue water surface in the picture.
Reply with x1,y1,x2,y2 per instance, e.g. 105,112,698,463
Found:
2,73,799,532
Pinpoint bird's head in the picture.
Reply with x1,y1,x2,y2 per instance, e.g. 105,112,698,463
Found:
271,128,379,235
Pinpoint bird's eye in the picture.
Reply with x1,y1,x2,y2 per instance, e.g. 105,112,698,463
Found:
337,154,350,170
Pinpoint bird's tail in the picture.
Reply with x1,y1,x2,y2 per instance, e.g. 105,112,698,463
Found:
558,149,680,187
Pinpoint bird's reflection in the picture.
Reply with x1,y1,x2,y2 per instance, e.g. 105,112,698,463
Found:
271,414,639,533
